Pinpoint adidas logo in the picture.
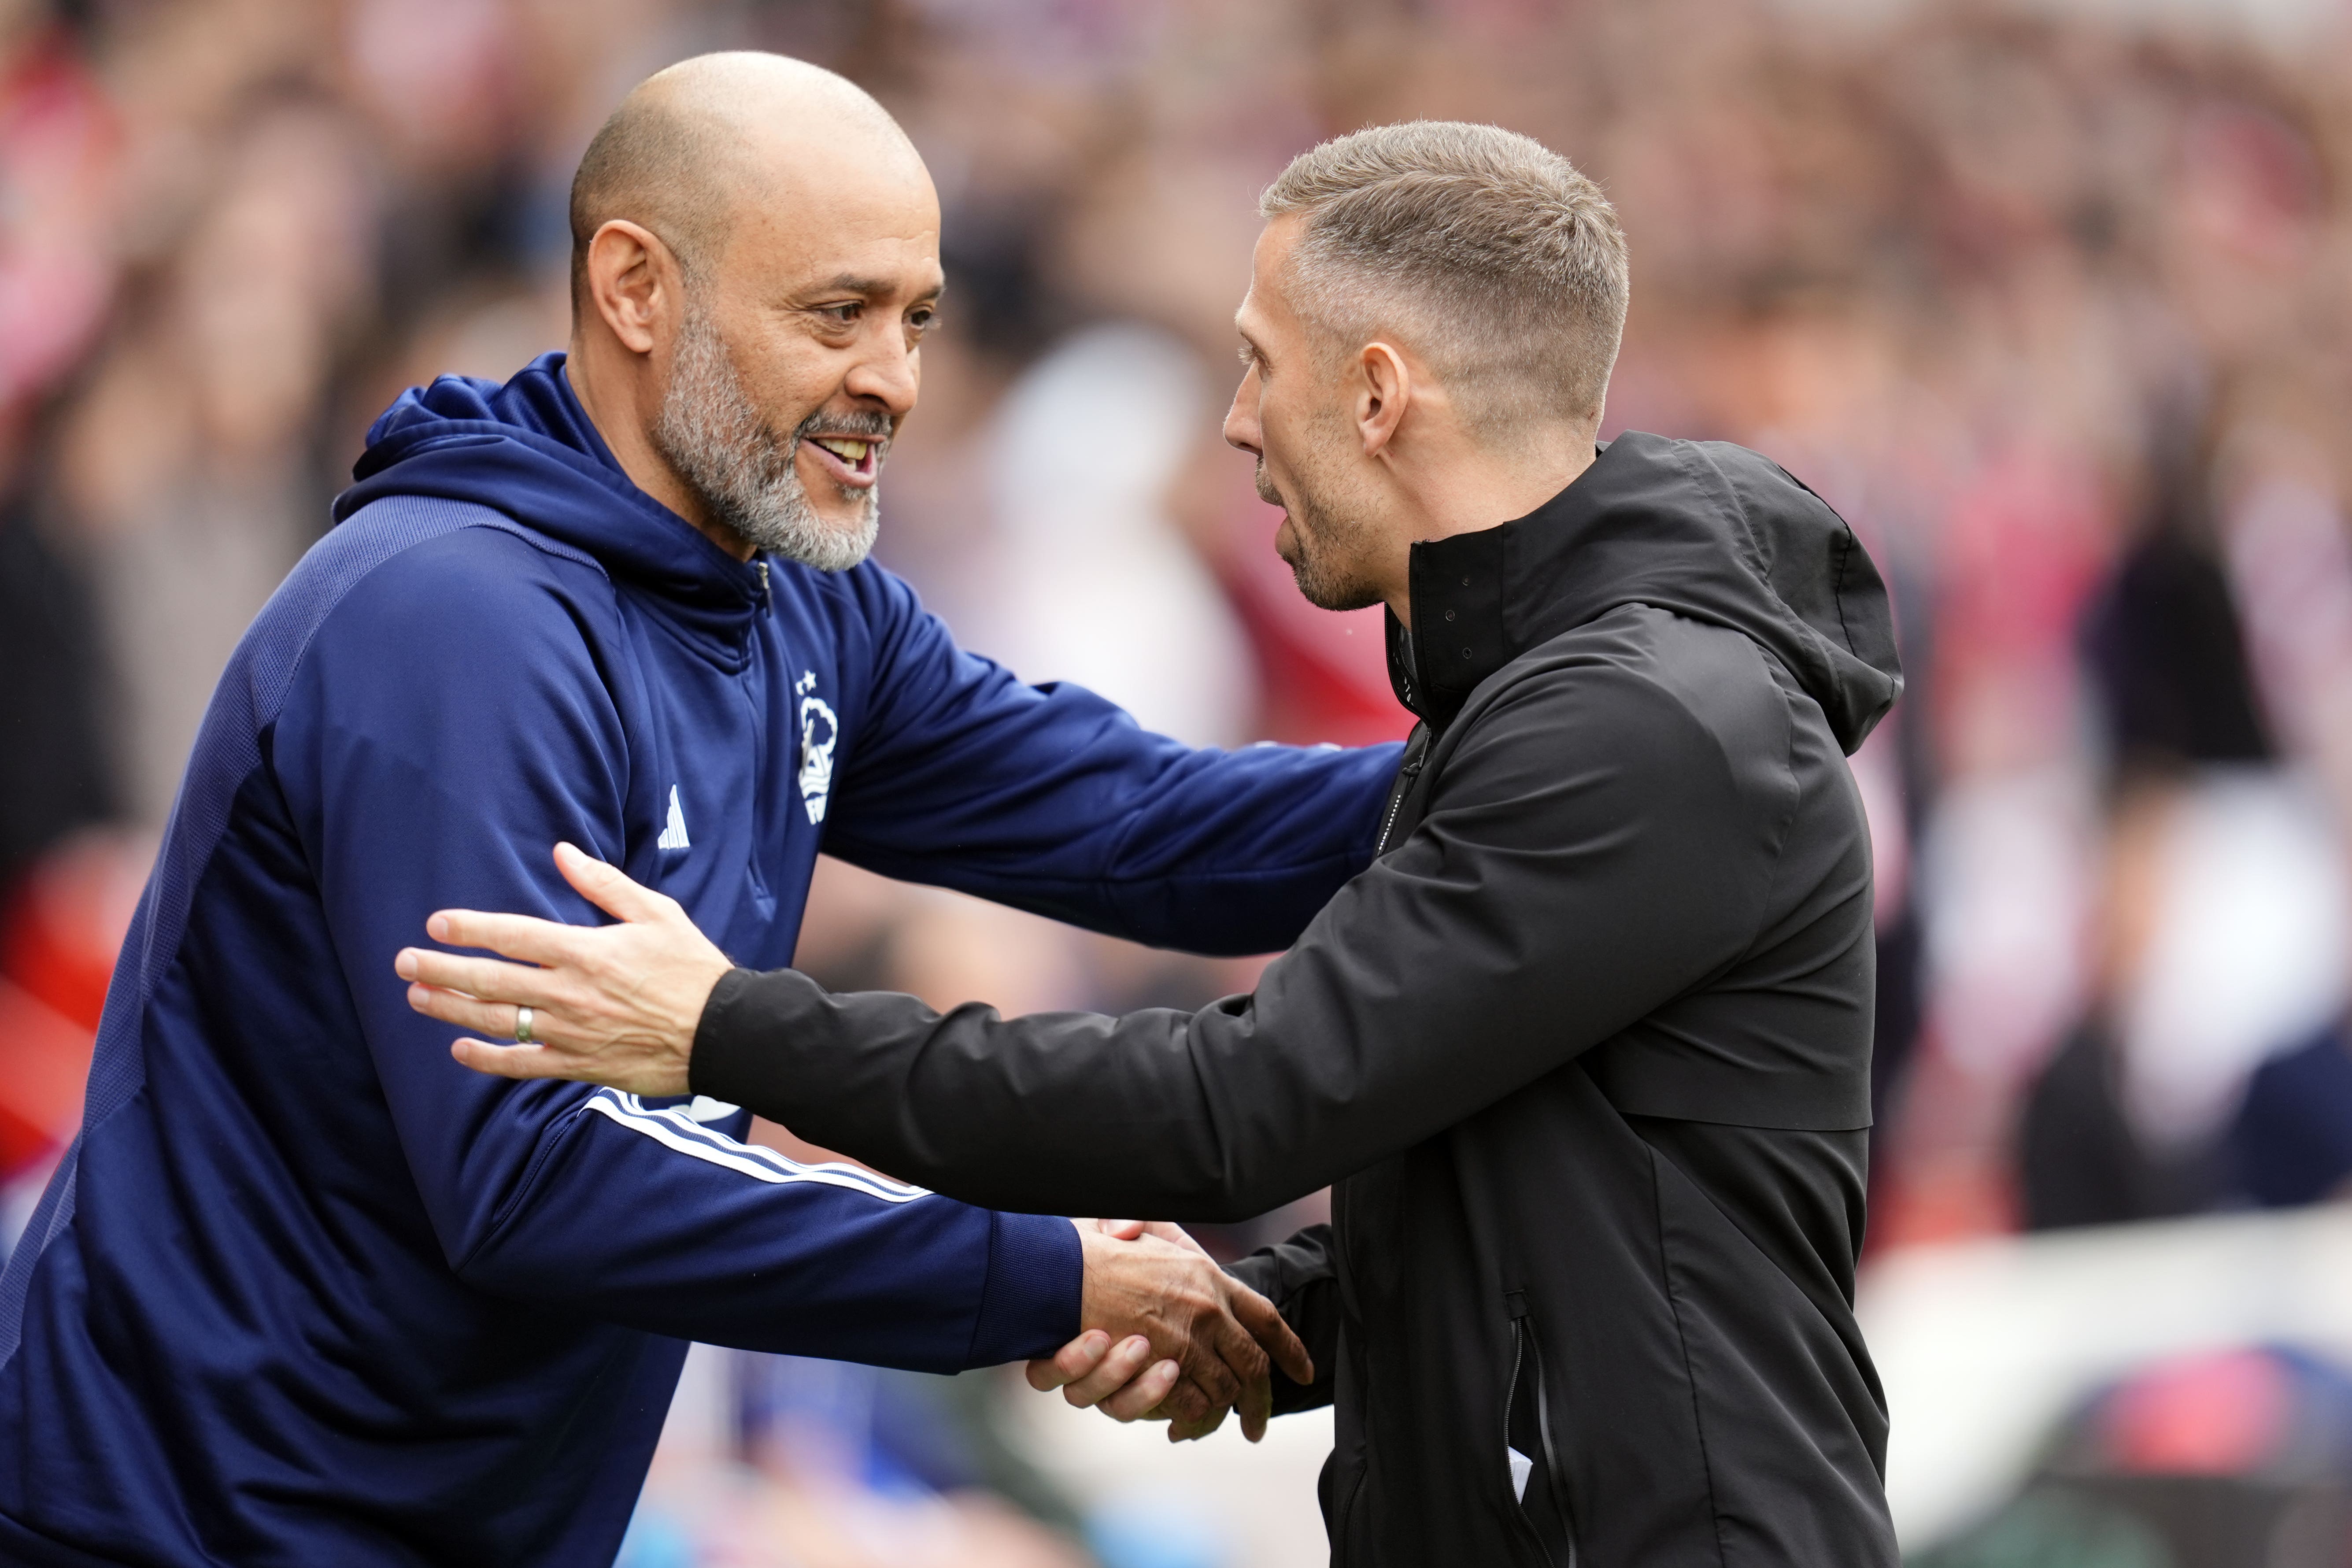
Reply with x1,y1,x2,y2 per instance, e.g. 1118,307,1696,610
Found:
657,785,690,851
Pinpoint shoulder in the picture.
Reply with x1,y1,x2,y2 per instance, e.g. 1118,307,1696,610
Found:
259,498,621,722
1454,606,1792,806
325,498,606,615
302,499,617,652
1494,606,1783,743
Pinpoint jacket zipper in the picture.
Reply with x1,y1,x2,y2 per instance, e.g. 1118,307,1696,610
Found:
1373,728,1430,857
745,558,773,902
1507,1302,1579,1567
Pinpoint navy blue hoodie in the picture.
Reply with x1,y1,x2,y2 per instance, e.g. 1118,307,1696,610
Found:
0,353,1397,1566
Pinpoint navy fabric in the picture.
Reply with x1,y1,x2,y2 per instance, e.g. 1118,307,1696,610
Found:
0,352,1398,1566
2234,1024,2352,1208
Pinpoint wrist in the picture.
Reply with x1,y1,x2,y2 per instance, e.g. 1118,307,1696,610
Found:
683,965,764,1099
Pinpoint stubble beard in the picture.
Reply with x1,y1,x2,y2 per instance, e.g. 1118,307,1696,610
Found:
1257,443,1384,613
652,305,887,572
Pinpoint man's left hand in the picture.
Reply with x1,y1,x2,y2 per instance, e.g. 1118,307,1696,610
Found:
396,843,723,1095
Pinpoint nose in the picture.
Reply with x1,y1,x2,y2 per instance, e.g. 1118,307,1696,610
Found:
1223,364,1262,456
843,327,920,418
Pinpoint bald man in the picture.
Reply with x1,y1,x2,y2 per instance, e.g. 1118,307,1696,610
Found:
0,54,1391,1566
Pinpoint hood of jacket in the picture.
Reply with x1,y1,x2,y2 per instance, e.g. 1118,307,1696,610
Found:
1391,431,1902,754
335,350,766,662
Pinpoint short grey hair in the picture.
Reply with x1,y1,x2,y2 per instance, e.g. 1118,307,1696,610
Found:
1260,121,1629,432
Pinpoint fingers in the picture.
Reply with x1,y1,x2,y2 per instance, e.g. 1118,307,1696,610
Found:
419,909,579,966
406,984,537,1041
1211,1283,1306,1443
554,843,673,925
1165,1398,1229,1442
1098,1358,1183,1421
1190,1288,1268,1431
1028,1331,1191,1427
449,1039,570,1081
1151,1376,1215,1431
1096,1217,1209,1258
1239,1374,1272,1443
1139,1220,1211,1257
1230,1281,1315,1388
1070,1226,1260,1429
1175,1326,1244,1413
1027,1330,1111,1392
1057,1334,1163,1410
395,948,557,1009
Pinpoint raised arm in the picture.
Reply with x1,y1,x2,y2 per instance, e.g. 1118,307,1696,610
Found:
290,531,1299,1427
820,567,1400,954
422,651,1796,1221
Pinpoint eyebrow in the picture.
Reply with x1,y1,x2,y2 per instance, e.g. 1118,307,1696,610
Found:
799,274,946,302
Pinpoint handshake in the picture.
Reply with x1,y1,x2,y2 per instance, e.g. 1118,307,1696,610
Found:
392,846,1311,1439
1039,1217,1311,1443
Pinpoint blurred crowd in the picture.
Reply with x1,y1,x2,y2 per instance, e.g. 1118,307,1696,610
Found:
7,0,2352,1562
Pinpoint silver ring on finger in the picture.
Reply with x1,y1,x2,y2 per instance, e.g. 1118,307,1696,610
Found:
515,1005,534,1044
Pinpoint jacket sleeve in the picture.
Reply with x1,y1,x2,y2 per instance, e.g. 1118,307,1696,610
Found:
819,567,1400,956
688,655,1783,1220
272,533,1078,1372
1224,1226,1340,1415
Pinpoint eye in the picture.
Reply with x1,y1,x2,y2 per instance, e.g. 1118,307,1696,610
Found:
815,302,862,326
906,304,940,335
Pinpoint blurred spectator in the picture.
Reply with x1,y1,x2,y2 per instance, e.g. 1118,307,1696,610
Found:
2017,496,2348,1230
16,0,2352,1555
1916,1345,2352,1568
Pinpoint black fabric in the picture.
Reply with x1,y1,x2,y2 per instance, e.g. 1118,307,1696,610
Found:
2020,1024,2227,1231
693,433,1904,1566
0,497,113,887
2080,531,2271,767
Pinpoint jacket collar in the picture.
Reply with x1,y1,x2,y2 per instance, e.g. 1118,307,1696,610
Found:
1385,433,1903,750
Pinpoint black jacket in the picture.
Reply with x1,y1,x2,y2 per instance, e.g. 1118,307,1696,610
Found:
692,433,1906,1567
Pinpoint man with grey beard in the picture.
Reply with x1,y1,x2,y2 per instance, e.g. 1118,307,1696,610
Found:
0,52,1397,1567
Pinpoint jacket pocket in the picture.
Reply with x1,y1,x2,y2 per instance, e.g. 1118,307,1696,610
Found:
1504,1290,1578,1567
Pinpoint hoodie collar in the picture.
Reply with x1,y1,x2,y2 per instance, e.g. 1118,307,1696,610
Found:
1389,432,1902,751
336,351,768,662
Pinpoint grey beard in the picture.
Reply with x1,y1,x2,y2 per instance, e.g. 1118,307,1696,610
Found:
652,309,885,572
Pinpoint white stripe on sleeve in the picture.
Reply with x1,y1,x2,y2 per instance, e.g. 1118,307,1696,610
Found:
583,1092,931,1203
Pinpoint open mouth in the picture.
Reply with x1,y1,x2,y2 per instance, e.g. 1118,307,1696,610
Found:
804,433,884,488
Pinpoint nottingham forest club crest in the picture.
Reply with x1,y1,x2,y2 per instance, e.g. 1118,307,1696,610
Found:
795,671,837,825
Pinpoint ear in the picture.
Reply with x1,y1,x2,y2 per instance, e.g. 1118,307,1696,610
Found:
585,219,683,358
1356,341,1412,460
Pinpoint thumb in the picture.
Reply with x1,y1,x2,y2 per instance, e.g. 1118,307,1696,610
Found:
554,842,665,924
1095,1218,1148,1241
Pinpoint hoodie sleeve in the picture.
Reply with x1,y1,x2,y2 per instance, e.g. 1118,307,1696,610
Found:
686,646,1789,1220
820,568,1401,956
270,525,1076,1370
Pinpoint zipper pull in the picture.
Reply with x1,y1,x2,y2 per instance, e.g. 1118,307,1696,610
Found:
757,559,770,599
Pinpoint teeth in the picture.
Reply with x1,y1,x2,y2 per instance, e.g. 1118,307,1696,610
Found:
813,437,872,464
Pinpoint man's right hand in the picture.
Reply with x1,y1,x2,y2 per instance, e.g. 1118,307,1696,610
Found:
1031,1219,1311,1443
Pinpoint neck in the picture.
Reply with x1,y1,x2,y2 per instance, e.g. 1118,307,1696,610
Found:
1381,425,1596,623
563,330,754,563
